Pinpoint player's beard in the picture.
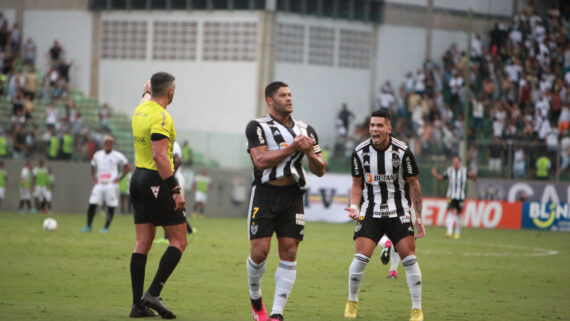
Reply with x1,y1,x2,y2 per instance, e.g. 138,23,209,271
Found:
274,101,293,116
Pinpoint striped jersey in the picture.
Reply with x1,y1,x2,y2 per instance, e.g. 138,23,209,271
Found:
443,166,468,200
351,136,419,218
246,115,321,189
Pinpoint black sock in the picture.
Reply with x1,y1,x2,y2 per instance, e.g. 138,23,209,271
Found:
86,204,97,227
26,200,32,210
105,207,115,228
130,253,147,305
148,246,182,297
19,200,24,210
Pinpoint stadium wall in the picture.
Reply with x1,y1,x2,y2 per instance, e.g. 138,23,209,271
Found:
0,159,251,218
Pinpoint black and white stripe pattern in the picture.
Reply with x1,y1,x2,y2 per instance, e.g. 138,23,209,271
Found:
249,115,317,189
352,137,417,218
444,167,468,200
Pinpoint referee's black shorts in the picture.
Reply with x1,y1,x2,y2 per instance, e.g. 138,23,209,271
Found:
130,167,186,226
248,183,305,241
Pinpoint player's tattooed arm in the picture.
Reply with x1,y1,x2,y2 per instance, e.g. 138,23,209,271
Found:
407,176,423,218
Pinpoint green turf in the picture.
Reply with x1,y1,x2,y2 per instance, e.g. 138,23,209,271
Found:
0,212,569,321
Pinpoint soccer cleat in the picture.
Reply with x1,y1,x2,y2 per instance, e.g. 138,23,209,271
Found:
80,226,92,233
344,300,358,319
250,297,268,321
445,233,452,238
100,227,109,234
30,208,37,214
380,240,392,265
141,291,176,319
387,270,398,279
410,308,424,321
453,233,460,239
129,303,158,318
269,314,283,321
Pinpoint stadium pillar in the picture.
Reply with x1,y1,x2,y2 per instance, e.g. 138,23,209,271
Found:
255,9,276,117
90,11,101,98
425,0,434,60
462,9,472,167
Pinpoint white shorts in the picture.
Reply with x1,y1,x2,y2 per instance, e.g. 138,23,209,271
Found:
35,186,51,202
0,187,4,199
20,188,31,200
89,183,119,207
195,191,207,204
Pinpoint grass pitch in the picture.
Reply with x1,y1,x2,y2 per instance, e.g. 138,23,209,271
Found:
0,212,569,321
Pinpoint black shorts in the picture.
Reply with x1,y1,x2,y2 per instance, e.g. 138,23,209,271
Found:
353,213,414,246
248,183,305,241
130,168,186,226
447,198,464,213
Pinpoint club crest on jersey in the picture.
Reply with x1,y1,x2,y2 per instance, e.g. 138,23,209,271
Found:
150,186,160,198
392,153,400,168
250,223,258,235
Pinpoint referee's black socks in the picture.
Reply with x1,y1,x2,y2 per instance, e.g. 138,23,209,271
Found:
148,246,182,297
130,253,147,305
86,204,97,227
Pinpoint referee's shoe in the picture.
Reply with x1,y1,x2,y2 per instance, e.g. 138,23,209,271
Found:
142,291,176,319
129,303,157,318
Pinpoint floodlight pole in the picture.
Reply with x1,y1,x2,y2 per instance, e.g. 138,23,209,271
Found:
463,9,472,168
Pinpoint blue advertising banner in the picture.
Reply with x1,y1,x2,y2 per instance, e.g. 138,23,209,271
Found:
521,202,570,232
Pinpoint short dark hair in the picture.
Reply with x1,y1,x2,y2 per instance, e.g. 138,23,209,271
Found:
265,81,288,99
370,110,391,121
150,72,175,97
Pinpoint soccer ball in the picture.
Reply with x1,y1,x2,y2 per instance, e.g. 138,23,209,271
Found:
43,218,58,231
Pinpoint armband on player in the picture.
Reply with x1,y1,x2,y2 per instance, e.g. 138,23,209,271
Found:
164,175,179,190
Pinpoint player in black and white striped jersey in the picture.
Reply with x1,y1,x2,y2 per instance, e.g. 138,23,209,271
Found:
245,81,326,321
431,156,477,239
344,110,425,321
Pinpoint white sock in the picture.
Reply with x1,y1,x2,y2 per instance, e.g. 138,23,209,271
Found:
455,214,461,235
402,255,422,310
389,245,400,272
271,260,297,316
378,235,390,248
247,256,266,300
446,212,454,234
348,254,369,302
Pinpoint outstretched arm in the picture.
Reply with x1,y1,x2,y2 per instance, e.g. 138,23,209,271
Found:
431,167,445,181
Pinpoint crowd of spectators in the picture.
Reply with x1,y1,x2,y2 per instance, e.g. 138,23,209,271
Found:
365,3,570,178
0,12,113,162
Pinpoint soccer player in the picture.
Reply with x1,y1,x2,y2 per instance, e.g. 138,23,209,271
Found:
32,159,50,213
191,169,211,217
344,110,425,321
129,73,187,319
119,168,132,214
431,156,476,239
0,160,6,208
378,234,401,278
45,167,55,213
19,160,35,214
245,81,326,321
81,135,130,233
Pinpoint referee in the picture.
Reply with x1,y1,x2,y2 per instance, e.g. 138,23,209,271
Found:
129,72,187,319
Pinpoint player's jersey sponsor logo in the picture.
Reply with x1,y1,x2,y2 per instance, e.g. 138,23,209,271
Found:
150,186,160,198
279,142,289,149
353,157,360,176
405,156,413,175
365,173,396,183
256,127,265,144
250,223,258,235
400,216,411,223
